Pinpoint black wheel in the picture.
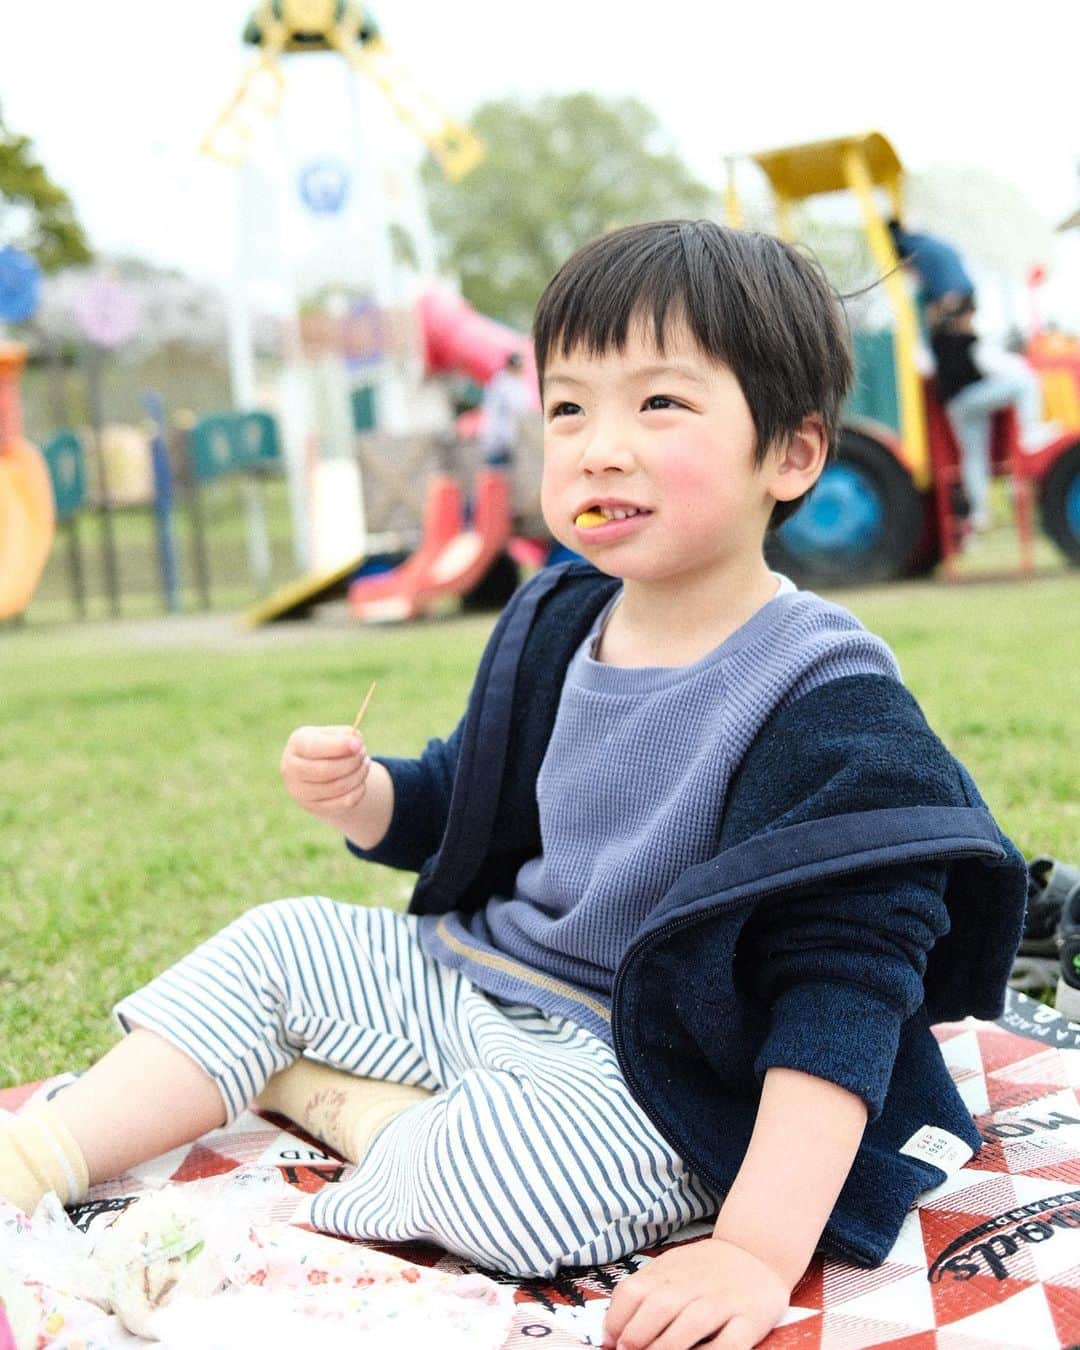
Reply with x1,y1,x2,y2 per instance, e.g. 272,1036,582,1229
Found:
766,428,925,586
461,550,520,611
1038,439,1080,565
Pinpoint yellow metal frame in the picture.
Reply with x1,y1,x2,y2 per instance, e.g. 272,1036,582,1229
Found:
745,132,931,490
337,35,484,183
204,0,483,181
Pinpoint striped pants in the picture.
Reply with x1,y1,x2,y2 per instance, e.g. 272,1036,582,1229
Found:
115,898,719,1277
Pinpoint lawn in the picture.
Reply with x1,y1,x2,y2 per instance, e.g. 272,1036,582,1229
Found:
2,570,1078,1088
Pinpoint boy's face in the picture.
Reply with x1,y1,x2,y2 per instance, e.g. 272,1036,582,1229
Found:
540,320,788,589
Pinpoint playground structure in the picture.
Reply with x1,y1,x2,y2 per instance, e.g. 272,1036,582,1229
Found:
203,0,512,615
732,132,1080,584
245,285,537,624
0,1,538,625
0,345,55,620
203,1,482,180
348,468,511,621
12,107,1080,622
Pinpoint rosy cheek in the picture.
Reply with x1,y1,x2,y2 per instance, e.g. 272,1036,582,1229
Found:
657,437,719,496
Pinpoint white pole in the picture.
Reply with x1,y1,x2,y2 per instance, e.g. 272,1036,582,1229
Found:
345,59,407,431
273,84,314,570
227,163,272,587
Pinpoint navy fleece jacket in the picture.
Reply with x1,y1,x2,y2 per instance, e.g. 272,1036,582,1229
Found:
351,562,1027,1266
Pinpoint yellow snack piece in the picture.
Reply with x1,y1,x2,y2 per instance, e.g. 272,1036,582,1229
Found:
575,510,607,528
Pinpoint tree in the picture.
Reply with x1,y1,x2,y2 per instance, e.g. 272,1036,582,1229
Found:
0,104,92,272
421,93,713,329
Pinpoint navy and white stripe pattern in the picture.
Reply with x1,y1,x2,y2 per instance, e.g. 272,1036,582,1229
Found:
115,899,720,1276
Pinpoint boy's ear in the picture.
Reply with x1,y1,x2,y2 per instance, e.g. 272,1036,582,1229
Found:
767,415,829,503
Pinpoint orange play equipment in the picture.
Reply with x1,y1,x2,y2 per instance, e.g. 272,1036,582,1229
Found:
0,344,55,621
349,469,511,621
342,292,529,625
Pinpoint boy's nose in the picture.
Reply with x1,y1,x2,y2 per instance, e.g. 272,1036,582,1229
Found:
580,430,634,475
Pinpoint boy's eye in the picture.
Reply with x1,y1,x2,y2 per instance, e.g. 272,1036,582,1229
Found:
643,394,682,411
548,401,582,419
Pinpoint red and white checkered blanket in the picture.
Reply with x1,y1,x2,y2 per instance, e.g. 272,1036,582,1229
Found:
4,990,1079,1348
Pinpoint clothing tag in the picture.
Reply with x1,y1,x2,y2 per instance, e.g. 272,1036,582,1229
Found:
899,1125,974,1174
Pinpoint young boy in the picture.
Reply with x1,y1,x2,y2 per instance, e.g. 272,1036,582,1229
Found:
2,221,1025,1350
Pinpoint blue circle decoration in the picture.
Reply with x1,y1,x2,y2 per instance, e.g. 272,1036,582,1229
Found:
778,462,885,560
298,160,351,215
0,246,42,322
1065,463,1080,542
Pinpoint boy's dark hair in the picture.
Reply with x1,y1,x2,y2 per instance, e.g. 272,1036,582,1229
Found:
532,220,853,527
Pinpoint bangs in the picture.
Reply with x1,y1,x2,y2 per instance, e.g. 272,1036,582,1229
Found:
532,222,730,378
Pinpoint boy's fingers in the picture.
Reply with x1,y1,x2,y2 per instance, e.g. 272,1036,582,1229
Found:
711,1313,759,1348
289,753,368,786
288,727,364,760
303,764,369,805
649,1298,728,1350
609,1288,684,1350
604,1274,651,1343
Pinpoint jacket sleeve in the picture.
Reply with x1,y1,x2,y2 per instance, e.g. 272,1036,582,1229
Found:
743,859,949,1118
345,718,464,872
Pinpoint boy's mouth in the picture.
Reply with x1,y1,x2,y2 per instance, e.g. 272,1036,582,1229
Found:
574,504,650,529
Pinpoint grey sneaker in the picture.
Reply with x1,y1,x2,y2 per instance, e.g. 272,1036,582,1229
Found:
1020,856,1080,956
1055,933,1080,1025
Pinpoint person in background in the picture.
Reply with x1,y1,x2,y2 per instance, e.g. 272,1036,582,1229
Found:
887,219,975,330
479,350,531,471
889,219,1056,529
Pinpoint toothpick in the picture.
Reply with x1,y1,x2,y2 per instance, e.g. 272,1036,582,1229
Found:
351,680,377,733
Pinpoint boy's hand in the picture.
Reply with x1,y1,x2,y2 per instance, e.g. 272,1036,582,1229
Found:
280,725,371,830
602,1238,790,1349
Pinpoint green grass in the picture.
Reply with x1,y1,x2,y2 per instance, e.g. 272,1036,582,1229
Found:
2,570,1079,1088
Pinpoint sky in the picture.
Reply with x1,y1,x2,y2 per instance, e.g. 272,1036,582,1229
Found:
2,0,1079,326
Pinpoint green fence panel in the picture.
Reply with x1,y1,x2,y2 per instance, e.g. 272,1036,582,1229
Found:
190,411,281,483
236,410,280,468
351,384,377,432
847,330,900,434
42,430,87,520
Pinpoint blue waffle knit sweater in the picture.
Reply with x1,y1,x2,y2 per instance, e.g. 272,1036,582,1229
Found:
422,580,900,1039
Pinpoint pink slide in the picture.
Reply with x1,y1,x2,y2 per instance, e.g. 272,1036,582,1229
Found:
347,291,533,623
417,288,539,404
349,470,512,622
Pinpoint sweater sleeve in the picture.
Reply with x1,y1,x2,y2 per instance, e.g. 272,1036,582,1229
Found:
744,860,949,1118
345,717,464,872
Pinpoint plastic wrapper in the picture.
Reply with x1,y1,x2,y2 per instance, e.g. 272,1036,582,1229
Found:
0,1196,145,1349
91,1188,236,1336
0,1176,514,1348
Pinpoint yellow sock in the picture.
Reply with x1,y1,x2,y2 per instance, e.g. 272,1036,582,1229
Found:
0,1102,90,1215
256,1060,432,1163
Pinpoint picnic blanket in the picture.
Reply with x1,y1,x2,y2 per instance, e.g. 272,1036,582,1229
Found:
3,988,1079,1348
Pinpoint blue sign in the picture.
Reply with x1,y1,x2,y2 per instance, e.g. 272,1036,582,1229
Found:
298,160,351,215
0,246,41,322
345,296,384,370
